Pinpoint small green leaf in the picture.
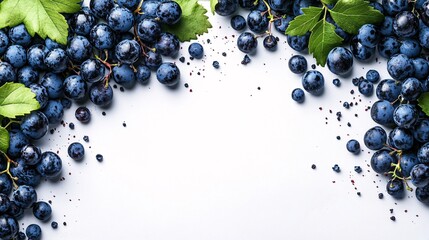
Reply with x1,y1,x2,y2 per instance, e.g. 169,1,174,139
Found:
418,92,429,116
329,0,384,34
163,0,212,42
286,6,323,36
309,20,343,66
210,0,218,14
0,83,40,119
0,0,81,45
0,127,9,153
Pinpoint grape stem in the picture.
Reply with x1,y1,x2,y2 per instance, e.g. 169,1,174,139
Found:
3,119,20,130
0,151,18,188
133,24,151,57
388,152,413,191
134,0,145,14
94,53,118,88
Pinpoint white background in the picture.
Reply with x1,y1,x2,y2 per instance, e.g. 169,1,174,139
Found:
24,1,429,239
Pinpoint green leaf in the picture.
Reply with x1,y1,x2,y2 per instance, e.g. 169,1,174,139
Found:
308,20,343,66
418,92,429,116
0,127,9,153
163,0,212,42
0,83,40,119
286,7,323,36
329,0,384,34
0,0,81,45
210,0,218,14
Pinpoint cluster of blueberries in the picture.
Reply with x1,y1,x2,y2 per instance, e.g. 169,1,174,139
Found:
213,0,429,203
0,0,208,238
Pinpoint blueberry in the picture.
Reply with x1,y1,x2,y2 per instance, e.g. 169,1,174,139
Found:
326,47,353,76
26,224,42,240
12,185,37,209
301,70,324,95
388,127,414,150
287,32,309,52
366,69,380,83
20,111,49,140
380,16,394,36
376,79,401,102
411,164,429,187
21,144,42,166
33,201,52,221
42,100,64,125
237,32,257,54
231,15,246,30
68,142,85,161
291,88,305,103
400,153,420,177
156,62,180,87
414,119,429,143
188,42,204,59
247,10,268,33
36,151,62,179
10,160,42,187
382,0,409,16
377,36,400,59
399,39,421,58
346,139,360,154
7,129,29,159
357,24,379,48
386,179,405,199
0,215,18,239
393,11,418,38
387,54,414,80
358,80,373,96
401,77,423,101
89,81,114,107
412,58,429,80
371,149,396,173
288,55,307,74
75,107,91,123
370,100,395,127
364,126,387,150
350,36,375,62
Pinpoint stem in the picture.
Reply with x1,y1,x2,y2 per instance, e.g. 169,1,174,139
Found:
3,119,20,129
94,54,117,88
0,151,18,188
134,0,145,14
133,24,149,57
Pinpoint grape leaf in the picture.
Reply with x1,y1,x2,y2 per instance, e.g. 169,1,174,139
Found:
163,0,212,42
0,83,40,119
0,0,81,45
329,0,384,34
309,20,343,66
286,7,323,36
418,92,429,116
0,126,9,153
210,0,218,14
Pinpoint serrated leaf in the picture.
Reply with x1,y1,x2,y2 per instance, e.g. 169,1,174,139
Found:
418,92,429,116
0,0,81,45
309,20,343,66
0,83,40,119
286,7,323,36
329,0,384,34
210,0,218,14
163,0,212,42
0,127,9,153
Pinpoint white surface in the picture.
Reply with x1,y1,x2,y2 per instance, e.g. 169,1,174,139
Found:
26,2,429,240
